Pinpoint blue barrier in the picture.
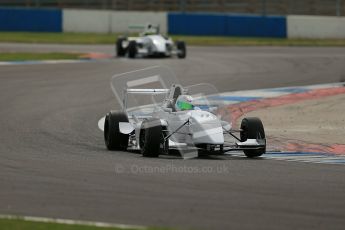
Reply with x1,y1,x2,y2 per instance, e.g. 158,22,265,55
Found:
168,13,286,38
168,13,226,36
226,15,286,37
0,8,62,32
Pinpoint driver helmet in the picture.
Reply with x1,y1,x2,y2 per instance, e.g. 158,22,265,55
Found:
143,24,156,35
175,95,194,111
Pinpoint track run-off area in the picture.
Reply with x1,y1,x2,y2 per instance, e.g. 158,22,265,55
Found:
0,44,345,230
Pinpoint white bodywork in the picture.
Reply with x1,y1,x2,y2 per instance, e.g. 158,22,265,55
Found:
153,109,224,145
118,86,263,153
123,35,175,57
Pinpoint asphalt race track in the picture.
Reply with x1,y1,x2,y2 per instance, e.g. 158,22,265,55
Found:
1,45,345,229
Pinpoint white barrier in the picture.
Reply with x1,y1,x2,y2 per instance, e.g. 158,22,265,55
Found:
287,15,345,39
63,9,111,33
63,9,167,34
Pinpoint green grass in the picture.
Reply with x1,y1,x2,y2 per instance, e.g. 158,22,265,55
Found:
0,32,345,46
0,32,117,44
0,52,83,61
0,218,135,230
0,217,167,230
172,35,345,46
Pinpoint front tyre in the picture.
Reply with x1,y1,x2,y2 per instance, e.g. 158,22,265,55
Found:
104,111,129,151
140,119,163,157
176,41,186,59
240,117,266,158
128,41,137,59
116,37,126,57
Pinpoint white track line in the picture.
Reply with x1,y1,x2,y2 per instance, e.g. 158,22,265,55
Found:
264,154,345,164
227,152,345,165
0,214,146,229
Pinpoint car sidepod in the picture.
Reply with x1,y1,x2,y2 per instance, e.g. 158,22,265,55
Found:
189,111,224,145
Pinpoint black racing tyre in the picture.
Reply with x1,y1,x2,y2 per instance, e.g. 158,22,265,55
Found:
140,119,163,157
116,37,127,57
104,111,129,151
240,117,266,158
161,126,169,155
176,41,186,59
128,40,137,58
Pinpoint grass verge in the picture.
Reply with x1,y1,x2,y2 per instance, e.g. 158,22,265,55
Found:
172,35,345,46
0,218,117,230
0,32,345,46
0,32,116,44
0,217,166,230
0,52,83,61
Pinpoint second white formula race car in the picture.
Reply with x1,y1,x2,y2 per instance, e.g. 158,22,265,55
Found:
104,66,266,158
116,24,186,59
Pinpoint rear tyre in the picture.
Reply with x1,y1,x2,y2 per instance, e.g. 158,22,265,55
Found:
104,111,129,151
128,41,137,58
140,119,163,157
176,41,186,59
116,37,126,57
240,117,266,158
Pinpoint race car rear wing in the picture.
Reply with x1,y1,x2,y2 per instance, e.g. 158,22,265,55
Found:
125,88,169,94
127,24,160,35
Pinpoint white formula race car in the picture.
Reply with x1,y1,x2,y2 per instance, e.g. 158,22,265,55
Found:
116,24,186,59
103,66,266,158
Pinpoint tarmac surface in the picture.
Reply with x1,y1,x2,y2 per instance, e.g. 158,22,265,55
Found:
0,44,345,229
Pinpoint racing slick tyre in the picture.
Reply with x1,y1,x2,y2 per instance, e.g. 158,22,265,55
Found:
116,37,126,57
176,41,186,59
240,117,266,158
104,111,129,151
140,119,164,157
128,41,137,58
